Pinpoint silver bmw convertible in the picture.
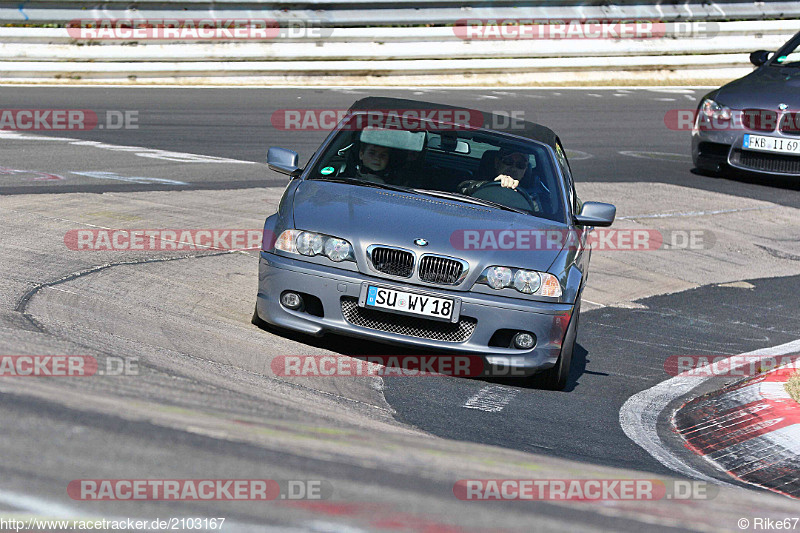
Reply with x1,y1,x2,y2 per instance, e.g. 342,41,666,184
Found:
254,98,615,390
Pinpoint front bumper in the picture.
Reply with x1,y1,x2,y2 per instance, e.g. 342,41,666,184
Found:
256,251,573,372
692,123,800,177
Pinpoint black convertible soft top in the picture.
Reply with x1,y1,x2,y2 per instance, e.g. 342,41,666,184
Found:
347,97,558,148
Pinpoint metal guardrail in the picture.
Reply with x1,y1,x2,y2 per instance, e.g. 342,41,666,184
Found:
0,2,797,82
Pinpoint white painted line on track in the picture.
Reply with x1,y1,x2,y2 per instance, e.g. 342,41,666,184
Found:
0,131,256,165
0,490,81,518
644,89,698,94
620,338,800,484
71,171,188,186
564,149,593,161
0,489,266,531
618,206,777,220
617,150,691,162
463,385,519,412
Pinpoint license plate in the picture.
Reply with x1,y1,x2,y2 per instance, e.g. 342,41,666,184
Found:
360,285,459,322
743,134,800,156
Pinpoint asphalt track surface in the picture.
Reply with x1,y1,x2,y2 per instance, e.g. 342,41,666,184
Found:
2,86,800,531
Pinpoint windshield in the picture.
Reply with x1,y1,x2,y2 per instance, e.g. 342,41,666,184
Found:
308,116,567,223
771,37,800,66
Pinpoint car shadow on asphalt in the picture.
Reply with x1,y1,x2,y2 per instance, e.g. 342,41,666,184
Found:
690,167,800,190
254,319,591,392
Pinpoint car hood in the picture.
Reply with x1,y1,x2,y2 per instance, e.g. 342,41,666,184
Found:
292,180,568,281
716,68,800,109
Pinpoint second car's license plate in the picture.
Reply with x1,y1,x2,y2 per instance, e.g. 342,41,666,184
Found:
362,285,458,322
743,134,800,156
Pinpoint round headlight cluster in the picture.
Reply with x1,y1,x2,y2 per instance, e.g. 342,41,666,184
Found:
275,229,354,263
480,266,561,297
324,237,353,262
513,270,541,294
701,99,731,121
485,266,512,289
296,232,324,256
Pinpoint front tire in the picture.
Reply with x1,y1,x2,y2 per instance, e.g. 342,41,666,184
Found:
251,303,269,329
532,298,580,391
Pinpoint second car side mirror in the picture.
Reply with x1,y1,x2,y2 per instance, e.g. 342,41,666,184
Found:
750,50,773,66
267,147,302,178
574,201,616,227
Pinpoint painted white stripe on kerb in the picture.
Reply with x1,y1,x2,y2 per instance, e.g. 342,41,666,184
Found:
619,338,800,484
760,381,792,400
463,385,519,412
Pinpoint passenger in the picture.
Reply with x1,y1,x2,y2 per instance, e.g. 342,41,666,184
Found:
354,143,391,183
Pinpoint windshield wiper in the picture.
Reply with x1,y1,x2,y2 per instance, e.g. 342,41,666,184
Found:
310,177,414,194
412,188,530,215
311,178,530,215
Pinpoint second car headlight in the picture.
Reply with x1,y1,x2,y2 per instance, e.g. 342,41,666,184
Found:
478,266,562,298
274,229,355,263
701,98,732,121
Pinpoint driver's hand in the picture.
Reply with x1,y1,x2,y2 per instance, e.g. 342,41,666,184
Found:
494,175,519,189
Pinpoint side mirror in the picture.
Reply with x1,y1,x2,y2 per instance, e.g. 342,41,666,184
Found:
267,147,301,177
574,201,616,227
750,50,772,66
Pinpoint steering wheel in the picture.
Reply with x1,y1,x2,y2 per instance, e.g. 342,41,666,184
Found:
471,181,540,213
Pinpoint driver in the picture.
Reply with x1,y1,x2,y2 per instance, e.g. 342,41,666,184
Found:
459,148,529,195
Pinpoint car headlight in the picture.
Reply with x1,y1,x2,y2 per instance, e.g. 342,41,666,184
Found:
274,229,355,263
296,232,324,256
323,237,354,262
513,270,541,294
478,266,562,298
701,98,731,121
485,266,512,289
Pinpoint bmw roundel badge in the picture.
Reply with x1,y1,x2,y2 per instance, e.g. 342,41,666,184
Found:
414,238,428,246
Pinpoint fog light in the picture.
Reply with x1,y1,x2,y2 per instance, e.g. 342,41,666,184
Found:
513,332,535,350
281,292,303,310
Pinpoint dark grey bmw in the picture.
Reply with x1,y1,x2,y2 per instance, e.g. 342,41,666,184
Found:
254,98,615,390
693,30,800,177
